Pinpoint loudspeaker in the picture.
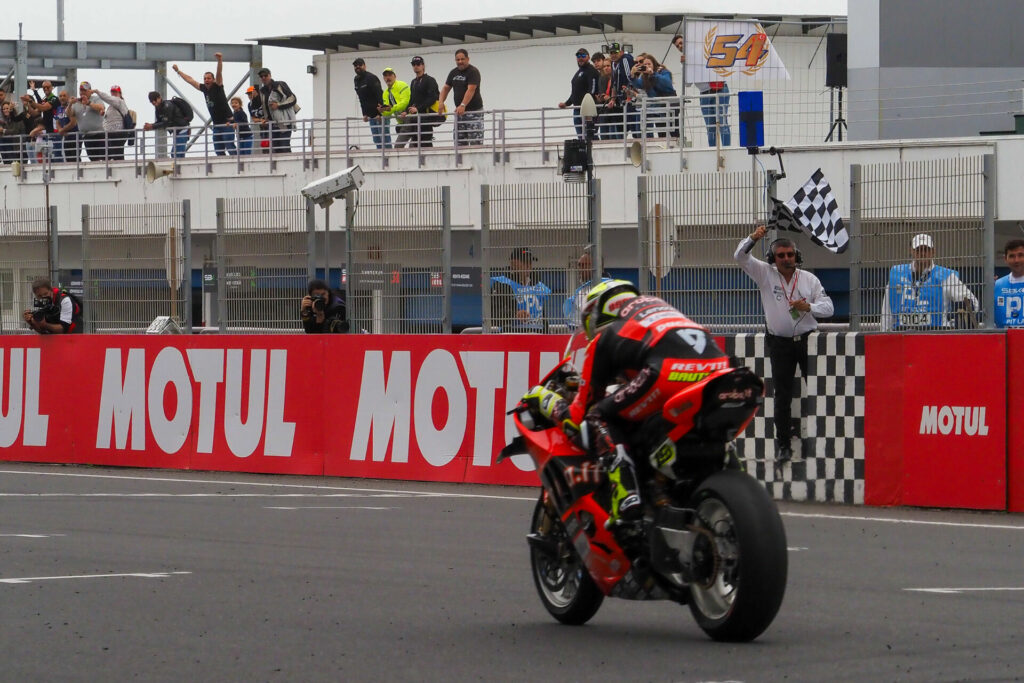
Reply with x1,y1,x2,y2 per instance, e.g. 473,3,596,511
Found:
146,161,175,182
629,141,643,167
825,33,847,89
766,238,803,265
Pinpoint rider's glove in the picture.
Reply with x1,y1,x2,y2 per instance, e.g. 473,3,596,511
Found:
523,385,563,420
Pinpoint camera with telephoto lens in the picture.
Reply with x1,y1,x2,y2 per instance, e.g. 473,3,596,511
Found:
310,294,327,314
32,297,58,322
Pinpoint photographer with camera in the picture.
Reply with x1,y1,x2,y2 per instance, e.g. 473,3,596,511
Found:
300,279,350,334
23,278,83,335
630,53,677,137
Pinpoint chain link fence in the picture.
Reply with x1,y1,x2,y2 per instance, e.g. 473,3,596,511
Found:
0,207,56,335
215,196,315,333
81,201,191,333
851,155,991,331
638,170,765,332
345,187,451,334
481,182,591,333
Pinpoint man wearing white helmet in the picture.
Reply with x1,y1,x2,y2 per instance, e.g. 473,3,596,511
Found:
525,280,730,528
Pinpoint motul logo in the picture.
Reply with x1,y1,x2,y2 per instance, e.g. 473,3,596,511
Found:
919,406,989,436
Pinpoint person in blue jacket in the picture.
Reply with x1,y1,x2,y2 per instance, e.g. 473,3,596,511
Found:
881,233,979,331
490,247,551,332
630,53,677,138
995,238,1024,328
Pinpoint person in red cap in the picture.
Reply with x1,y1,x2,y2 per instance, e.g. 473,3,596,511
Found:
92,85,132,160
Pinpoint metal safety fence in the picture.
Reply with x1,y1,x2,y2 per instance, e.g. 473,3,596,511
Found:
638,171,765,332
214,196,315,333
81,201,191,333
850,155,991,331
481,182,591,334
345,187,451,334
0,207,56,334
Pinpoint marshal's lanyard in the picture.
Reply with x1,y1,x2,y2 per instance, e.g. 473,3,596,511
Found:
778,270,803,322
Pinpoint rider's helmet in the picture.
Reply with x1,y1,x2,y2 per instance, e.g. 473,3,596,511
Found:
581,279,640,339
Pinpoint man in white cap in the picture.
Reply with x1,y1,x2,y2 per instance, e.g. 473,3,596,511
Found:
881,233,979,331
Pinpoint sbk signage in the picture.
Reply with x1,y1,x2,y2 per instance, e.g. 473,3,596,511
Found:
0,335,566,485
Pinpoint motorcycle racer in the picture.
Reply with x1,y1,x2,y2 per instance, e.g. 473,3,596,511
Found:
525,280,730,526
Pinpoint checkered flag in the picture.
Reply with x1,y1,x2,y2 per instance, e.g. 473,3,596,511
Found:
780,169,849,254
769,197,803,234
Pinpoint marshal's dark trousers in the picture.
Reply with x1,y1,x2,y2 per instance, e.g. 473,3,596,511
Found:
766,332,809,445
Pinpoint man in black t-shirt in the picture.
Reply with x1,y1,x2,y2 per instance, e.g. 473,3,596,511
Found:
173,52,236,156
439,48,483,146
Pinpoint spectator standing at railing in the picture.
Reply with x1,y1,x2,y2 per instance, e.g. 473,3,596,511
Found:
144,92,190,159
735,225,834,463
594,56,616,140
673,34,731,147
17,94,46,161
630,53,676,138
0,100,28,164
353,58,388,149
174,54,236,156
607,42,638,139
439,48,484,146
401,56,441,148
379,67,410,146
230,97,252,155
52,90,74,162
25,81,60,157
491,247,551,332
258,68,298,154
558,48,599,139
246,86,267,153
880,233,979,331
995,239,1024,328
59,82,106,161
91,85,130,161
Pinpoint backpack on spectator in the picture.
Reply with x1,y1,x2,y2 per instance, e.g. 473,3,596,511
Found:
171,96,195,123
122,109,136,130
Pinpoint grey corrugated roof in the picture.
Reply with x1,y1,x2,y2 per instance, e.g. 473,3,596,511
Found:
253,13,841,52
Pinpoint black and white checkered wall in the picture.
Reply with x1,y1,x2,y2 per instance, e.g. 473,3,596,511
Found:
722,333,865,504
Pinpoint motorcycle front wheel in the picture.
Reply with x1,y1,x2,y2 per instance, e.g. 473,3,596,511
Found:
686,470,788,642
528,494,604,625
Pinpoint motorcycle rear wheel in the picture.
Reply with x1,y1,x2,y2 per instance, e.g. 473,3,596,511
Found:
686,470,788,642
529,494,604,625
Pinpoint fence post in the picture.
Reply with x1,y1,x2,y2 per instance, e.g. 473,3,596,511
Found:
80,204,93,333
849,164,862,331
636,175,648,294
182,199,193,333
591,177,602,286
982,153,996,329
215,198,226,333
442,186,453,334
344,192,356,333
480,184,491,333
48,204,59,286
305,197,317,282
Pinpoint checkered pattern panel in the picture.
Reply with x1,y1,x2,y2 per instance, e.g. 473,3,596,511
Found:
722,332,865,504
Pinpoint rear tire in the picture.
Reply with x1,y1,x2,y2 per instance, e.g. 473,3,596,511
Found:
529,494,604,625
686,470,787,641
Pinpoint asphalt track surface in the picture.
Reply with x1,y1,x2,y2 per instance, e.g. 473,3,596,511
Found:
2,463,1022,683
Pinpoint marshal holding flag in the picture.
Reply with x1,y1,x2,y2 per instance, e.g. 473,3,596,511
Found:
770,168,848,254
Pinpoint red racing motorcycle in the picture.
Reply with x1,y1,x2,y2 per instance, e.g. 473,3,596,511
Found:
499,331,787,641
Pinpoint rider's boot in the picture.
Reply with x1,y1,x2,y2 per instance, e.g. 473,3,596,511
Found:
604,444,643,523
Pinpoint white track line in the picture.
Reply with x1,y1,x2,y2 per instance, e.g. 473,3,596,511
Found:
905,587,1024,594
3,469,1024,530
0,571,192,585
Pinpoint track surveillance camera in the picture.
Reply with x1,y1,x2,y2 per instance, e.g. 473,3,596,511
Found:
301,165,365,208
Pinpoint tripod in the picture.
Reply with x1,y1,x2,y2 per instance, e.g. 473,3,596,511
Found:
825,86,847,142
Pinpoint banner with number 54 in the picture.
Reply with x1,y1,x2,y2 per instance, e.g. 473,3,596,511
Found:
684,21,791,83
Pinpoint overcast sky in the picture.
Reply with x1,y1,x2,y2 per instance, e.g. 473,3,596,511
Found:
11,1,847,120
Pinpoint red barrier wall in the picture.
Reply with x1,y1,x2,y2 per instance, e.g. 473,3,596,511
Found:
0,335,568,486
1008,330,1024,513
866,334,1007,510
